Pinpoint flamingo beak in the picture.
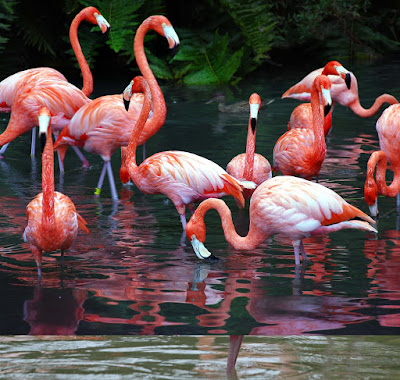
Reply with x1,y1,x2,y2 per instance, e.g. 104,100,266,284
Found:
335,65,351,90
369,199,379,217
123,81,133,112
162,24,180,58
249,103,259,134
190,236,219,261
344,73,351,89
321,87,332,116
94,13,111,37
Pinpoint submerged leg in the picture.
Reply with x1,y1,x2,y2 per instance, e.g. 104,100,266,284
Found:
106,160,118,201
180,213,187,230
293,240,301,266
30,127,36,157
94,162,108,197
227,335,244,374
397,193,400,213
72,146,90,168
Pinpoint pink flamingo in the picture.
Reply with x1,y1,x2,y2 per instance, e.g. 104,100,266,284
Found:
364,104,400,216
54,16,180,200
23,107,89,280
0,7,110,159
226,93,271,199
186,175,376,265
123,76,255,229
282,60,398,119
273,75,332,180
285,61,351,135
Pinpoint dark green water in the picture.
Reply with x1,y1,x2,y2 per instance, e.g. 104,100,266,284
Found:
1,59,400,336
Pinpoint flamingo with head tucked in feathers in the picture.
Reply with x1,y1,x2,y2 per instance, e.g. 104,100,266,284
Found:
122,76,255,230
0,6,110,163
273,75,332,180
226,93,271,199
54,15,180,200
23,107,89,280
186,176,377,265
364,104,400,216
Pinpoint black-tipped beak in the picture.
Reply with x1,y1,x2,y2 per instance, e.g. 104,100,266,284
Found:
170,43,179,59
40,133,46,152
345,73,351,89
251,117,257,133
324,104,332,117
103,27,110,41
123,98,130,112
205,254,219,262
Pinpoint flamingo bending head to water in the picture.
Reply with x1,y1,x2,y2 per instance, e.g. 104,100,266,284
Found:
226,93,271,199
23,107,89,280
273,75,332,180
186,176,377,265
123,76,256,230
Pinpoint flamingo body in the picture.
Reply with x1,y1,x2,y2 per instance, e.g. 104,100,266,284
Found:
186,176,376,265
227,154,271,186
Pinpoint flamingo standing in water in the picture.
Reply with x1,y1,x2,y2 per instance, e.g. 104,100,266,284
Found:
23,107,89,280
54,16,180,200
226,93,271,199
273,75,332,180
186,175,376,265
285,61,351,136
123,76,255,230
0,7,110,161
364,104,400,216
282,60,398,124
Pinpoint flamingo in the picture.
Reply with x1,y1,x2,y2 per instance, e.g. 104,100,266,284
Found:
273,75,332,180
226,93,271,199
186,175,377,265
0,7,110,159
53,16,180,200
282,60,398,119
23,107,89,280
364,104,400,216
123,76,255,230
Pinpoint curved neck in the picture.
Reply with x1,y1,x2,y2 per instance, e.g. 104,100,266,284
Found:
125,84,153,176
311,83,326,153
349,94,399,117
69,10,93,97
42,126,56,232
373,150,400,197
134,17,167,145
196,199,265,250
243,117,256,180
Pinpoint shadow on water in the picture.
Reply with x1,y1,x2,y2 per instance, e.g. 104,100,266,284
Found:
1,59,400,339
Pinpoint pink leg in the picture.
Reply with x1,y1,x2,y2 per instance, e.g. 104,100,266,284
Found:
94,162,107,198
106,160,118,201
293,240,301,266
30,127,36,157
180,214,187,230
227,335,243,374
72,146,90,168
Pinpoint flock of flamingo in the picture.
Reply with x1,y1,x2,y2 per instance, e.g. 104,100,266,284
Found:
0,7,399,280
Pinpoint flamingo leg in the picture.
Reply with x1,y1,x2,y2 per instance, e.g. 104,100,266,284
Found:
30,127,37,157
72,146,90,168
300,240,308,263
94,162,108,197
0,142,10,157
106,160,119,201
227,335,244,374
293,240,301,266
397,193,400,213
180,214,187,230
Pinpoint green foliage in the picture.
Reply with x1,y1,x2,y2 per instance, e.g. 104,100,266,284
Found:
0,0,16,51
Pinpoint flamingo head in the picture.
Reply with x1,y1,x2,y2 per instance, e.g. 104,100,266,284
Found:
85,7,111,35
364,177,379,217
122,76,151,111
150,16,180,57
314,75,332,116
186,215,219,261
38,107,51,139
249,93,261,133
322,60,351,90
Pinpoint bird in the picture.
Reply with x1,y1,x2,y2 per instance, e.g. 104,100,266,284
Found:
23,107,89,280
53,16,181,200
284,61,351,136
364,104,400,216
123,76,256,230
186,175,377,265
206,92,274,113
0,6,110,160
226,93,271,199
273,75,332,180
282,60,398,119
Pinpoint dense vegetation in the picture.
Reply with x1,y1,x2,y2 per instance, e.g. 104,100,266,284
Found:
0,0,399,84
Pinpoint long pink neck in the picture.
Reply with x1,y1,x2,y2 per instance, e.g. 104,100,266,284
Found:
134,17,167,145
125,81,152,177
42,125,56,235
373,150,400,197
311,82,326,158
196,199,266,250
69,9,93,97
349,94,399,117
243,117,256,180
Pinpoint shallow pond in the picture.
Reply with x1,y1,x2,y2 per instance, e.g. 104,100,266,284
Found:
1,59,400,336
